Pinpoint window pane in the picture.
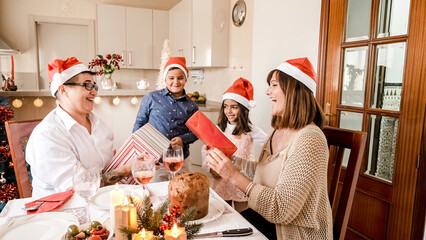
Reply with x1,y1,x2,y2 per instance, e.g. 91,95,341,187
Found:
371,42,406,111
365,115,398,182
341,47,368,107
345,0,372,42
377,0,411,38
339,111,363,166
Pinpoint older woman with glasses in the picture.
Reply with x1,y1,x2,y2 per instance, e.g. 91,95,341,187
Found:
26,57,132,198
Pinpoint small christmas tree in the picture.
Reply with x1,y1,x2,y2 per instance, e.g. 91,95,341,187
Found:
156,39,171,90
0,97,18,212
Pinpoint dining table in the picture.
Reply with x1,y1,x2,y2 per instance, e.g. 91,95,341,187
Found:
0,181,268,239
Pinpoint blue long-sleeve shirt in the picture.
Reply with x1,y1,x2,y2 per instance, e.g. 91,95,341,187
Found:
132,88,199,159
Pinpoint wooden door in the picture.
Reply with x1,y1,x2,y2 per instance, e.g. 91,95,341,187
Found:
318,0,426,239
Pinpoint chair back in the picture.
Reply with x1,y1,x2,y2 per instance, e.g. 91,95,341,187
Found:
5,119,42,198
323,126,367,240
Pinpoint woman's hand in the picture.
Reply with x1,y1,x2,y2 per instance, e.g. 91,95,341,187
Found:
207,148,240,181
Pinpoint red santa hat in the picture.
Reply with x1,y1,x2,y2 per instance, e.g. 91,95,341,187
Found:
163,57,188,80
48,57,91,97
223,77,255,110
275,57,317,95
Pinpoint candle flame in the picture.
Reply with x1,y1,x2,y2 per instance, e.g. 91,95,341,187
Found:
115,183,119,190
172,223,178,234
124,197,129,205
142,228,146,237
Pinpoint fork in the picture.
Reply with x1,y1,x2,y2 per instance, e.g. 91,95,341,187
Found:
22,200,60,211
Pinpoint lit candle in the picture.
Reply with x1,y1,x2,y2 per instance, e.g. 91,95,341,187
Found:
110,183,125,227
115,198,138,240
132,228,154,240
11,55,14,80
164,223,187,240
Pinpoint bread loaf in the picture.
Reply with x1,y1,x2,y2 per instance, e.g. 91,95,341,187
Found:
168,172,209,220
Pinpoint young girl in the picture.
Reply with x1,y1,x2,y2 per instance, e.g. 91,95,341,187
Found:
202,78,267,212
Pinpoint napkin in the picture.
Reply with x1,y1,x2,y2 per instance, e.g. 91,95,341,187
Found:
25,190,74,215
185,110,237,158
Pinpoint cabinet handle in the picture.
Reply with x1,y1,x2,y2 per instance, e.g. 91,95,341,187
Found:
122,51,126,65
128,51,132,67
192,46,196,64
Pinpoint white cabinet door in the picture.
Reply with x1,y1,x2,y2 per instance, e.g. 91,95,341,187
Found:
97,5,126,57
126,7,152,69
153,10,169,69
192,0,212,67
169,0,229,68
169,0,192,66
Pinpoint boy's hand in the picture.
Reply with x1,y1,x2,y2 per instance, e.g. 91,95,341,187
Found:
171,137,183,148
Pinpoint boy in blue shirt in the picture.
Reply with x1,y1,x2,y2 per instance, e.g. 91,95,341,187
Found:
133,57,198,181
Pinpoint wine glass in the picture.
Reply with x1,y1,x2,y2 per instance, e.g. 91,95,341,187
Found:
163,146,184,179
73,163,100,224
132,154,156,196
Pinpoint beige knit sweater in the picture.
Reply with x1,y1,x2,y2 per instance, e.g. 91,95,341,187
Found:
248,124,333,239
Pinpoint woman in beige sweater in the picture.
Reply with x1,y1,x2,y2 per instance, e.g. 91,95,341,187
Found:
207,57,333,240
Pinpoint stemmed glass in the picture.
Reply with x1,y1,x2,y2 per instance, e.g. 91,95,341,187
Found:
132,154,156,196
73,163,100,224
163,146,184,179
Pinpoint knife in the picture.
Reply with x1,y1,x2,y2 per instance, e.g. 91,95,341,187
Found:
194,228,253,238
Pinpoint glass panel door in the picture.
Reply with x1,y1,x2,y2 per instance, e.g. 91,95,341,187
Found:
345,0,372,41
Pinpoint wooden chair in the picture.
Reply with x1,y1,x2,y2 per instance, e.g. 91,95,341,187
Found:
322,126,367,240
5,119,42,198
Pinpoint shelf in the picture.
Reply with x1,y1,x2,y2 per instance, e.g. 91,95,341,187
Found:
0,89,152,97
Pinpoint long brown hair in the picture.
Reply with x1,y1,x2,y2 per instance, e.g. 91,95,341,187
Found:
217,101,252,135
267,70,325,129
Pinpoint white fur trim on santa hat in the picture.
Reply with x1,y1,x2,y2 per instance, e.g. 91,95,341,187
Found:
50,63,89,97
163,64,188,80
275,62,317,96
223,92,253,110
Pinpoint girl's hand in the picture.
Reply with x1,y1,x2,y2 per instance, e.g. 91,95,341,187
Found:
207,148,240,180
170,137,183,148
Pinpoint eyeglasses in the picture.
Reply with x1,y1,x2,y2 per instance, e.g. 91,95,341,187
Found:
63,82,98,91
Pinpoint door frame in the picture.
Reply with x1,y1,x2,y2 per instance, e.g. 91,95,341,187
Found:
317,0,426,239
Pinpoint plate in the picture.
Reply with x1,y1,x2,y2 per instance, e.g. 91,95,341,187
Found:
89,184,145,210
0,212,78,240
188,198,225,224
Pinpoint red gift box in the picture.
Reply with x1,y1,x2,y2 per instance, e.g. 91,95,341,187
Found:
186,110,237,158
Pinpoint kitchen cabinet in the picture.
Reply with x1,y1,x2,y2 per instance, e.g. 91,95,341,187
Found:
169,0,229,68
97,4,153,69
153,10,169,69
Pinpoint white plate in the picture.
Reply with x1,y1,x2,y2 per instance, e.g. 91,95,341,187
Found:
89,184,145,210
0,212,78,240
188,198,225,224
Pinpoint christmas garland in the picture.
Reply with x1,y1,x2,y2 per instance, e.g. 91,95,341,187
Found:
119,195,202,239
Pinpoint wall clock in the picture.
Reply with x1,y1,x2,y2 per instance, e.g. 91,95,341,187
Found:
232,0,246,27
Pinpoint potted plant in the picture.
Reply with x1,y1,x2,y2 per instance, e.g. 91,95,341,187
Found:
88,54,123,90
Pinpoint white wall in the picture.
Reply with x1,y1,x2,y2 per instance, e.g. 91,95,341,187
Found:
250,0,322,132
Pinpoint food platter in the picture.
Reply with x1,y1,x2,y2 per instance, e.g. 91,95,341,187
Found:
0,212,78,240
188,198,225,225
62,221,113,240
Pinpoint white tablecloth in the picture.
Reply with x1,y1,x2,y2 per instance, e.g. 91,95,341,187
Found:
0,181,267,239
